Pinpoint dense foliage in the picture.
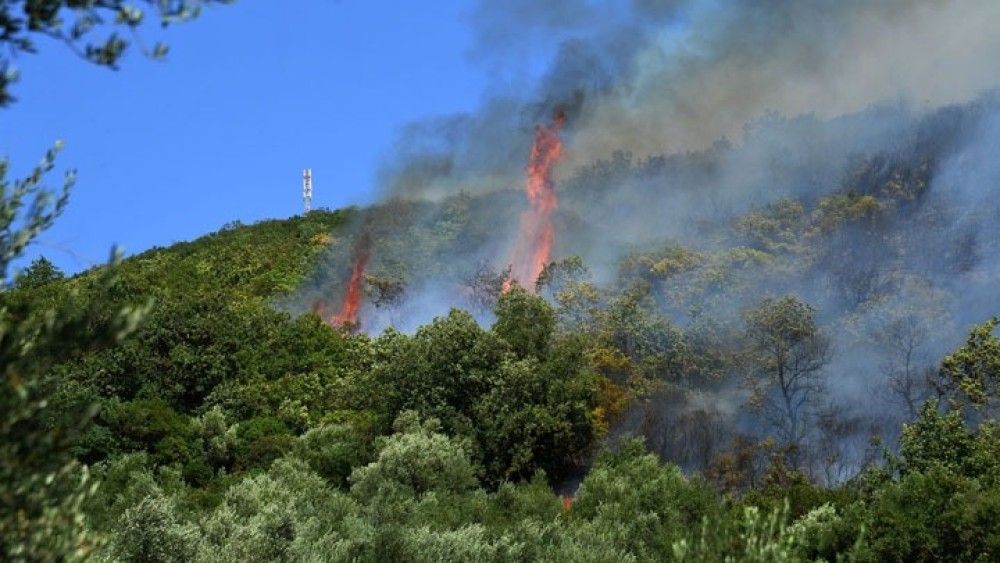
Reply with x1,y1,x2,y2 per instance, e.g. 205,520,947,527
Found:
2,26,999,554
0,188,995,560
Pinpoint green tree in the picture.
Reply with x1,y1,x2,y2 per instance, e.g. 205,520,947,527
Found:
294,421,374,488
939,317,1000,413
572,439,720,559
195,457,357,562
852,466,1000,562
12,256,63,290
897,400,1000,483
472,347,596,485
364,308,504,425
0,145,71,279
1,146,146,559
106,490,199,563
492,286,555,361
349,412,479,503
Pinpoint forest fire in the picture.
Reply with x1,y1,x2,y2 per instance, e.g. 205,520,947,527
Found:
504,109,566,291
331,231,371,327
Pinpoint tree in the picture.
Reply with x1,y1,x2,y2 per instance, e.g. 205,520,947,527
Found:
938,317,1000,415
535,255,587,295
0,0,231,106
897,399,1000,481
810,404,872,485
854,466,1000,562
349,412,478,503
0,142,149,559
492,286,555,361
366,309,505,433
472,349,597,485
586,282,692,406
743,296,831,456
876,311,936,418
0,145,71,280
866,285,949,419
295,421,374,488
463,261,509,315
572,439,720,559
536,255,603,332
364,273,405,327
107,491,199,563
12,255,63,289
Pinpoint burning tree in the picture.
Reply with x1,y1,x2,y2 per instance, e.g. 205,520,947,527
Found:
505,109,566,291
331,230,372,329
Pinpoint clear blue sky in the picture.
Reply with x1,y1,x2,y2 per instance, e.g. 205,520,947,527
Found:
2,1,497,274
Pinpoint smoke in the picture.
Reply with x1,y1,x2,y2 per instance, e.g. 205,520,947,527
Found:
380,0,1000,201
296,0,1000,481
570,0,1000,162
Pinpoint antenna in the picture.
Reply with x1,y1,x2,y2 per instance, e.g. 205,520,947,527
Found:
302,168,313,213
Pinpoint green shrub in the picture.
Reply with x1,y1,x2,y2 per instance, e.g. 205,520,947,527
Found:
233,417,293,471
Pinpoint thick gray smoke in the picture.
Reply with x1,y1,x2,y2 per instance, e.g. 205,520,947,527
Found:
297,0,1000,482
381,0,1000,200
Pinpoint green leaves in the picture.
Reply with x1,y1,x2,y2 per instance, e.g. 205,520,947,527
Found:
0,132,169,561
0,142,73,279
941,318,1000,410
493,286,555,361
898,399,1000,484
350,412,478,502
0,1,233,106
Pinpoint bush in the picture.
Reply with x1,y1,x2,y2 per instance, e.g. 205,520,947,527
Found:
233,417,294,471
350,412,479,503
104,399,191,452
107,491,200,563
572,439,721,558
851,466,1000,562
295,422,373,487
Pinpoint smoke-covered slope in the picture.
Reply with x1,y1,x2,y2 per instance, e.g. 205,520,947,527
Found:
284,96,999,482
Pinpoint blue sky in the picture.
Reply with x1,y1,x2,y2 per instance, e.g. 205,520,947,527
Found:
2,1,501,274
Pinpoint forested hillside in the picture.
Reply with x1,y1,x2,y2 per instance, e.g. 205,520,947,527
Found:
5,98,1000,560
2,1,999,559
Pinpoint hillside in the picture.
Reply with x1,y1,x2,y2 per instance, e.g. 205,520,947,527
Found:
4,98,1000,561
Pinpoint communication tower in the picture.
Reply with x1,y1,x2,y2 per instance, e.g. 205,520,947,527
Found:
303,168,313,213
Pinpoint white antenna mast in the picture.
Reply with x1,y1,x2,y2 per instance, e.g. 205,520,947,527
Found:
302,168,313,213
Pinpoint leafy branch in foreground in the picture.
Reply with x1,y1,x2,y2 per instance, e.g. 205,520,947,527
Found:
1,144,150,560
0,141,72,280
0,0,233,106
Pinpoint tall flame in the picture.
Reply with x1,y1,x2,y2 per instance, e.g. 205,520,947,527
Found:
332,231,371,327
506,109,566,291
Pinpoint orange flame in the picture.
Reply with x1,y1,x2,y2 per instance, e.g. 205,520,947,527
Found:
332,231,371,327
505,109,566,291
